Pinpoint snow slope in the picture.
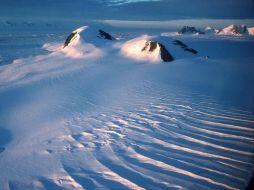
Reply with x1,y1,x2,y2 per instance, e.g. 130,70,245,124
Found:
0,24,254,190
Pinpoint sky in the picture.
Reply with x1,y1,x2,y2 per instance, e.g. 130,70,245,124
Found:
1,0,254,20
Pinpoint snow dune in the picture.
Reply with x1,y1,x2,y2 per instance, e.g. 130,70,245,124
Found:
0,24,254,190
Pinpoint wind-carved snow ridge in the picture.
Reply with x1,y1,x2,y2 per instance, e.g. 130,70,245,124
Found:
53,82,254,190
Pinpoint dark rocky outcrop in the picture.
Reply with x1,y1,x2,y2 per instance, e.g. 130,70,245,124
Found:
184,47,198,54
159,43,175,62
173,40,198,55
142,41,157,52
178,26,205,35
98,29,115,40
173,40,187,48
142,41,174,62
64,32,77,48
63,28,115,48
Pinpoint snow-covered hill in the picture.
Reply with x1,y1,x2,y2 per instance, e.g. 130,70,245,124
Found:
34,26,200,64
120,35,175,62
0,24,254,190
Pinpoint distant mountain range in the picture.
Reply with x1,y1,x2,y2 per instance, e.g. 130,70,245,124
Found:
178,25,254,36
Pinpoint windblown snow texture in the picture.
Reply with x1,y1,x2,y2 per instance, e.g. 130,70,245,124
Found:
0,23,254,190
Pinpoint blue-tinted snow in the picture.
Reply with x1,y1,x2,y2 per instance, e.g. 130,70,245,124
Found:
0,0,254,189
0,23,254,189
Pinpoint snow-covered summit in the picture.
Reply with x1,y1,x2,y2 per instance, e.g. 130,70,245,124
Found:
62,26,176,63
60,26,116,58
120,36,170,63
141,40,174,62
63,26,115,48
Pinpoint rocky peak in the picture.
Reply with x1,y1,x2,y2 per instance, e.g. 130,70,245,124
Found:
64,31,78,48
142,41,174,62
63,26,115,48
98,30,115,40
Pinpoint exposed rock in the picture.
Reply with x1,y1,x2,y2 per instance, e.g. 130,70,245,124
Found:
173,40,198,55
173,40,188,48
64,32,78,47
159,43,175,62
142,41,174,62
142,41,157,52
63,27,115,48
98,29,115,40
173,40,187,48
177,26,205,35
184,47,198,54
